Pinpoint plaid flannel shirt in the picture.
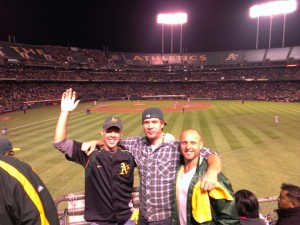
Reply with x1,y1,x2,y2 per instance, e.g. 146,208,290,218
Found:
119,136,218,222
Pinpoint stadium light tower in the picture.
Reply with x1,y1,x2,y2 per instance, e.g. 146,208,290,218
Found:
250,0,297,49
157,12,187,54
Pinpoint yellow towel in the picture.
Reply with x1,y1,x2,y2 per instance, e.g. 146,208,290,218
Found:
191,181,233,223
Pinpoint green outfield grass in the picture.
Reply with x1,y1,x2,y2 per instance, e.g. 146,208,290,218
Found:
1,100,299,201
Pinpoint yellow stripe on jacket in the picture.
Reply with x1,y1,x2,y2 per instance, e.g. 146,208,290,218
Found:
0,160,50,225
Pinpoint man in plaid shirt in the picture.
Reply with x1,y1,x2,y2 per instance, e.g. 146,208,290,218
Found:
83,107,222,225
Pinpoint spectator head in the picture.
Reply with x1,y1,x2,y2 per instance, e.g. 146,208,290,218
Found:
277,183,300,209
142,108,166,142
235,189,260,218
142,107,166,125
0,139,15,156
101,116,123,151
179,129,204,164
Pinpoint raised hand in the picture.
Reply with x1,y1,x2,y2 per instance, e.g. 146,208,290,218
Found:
61,88,80,112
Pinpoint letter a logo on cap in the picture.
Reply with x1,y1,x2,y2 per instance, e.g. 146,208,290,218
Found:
103,116,123,130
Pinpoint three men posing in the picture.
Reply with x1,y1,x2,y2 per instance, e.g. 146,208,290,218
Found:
53,88,232,225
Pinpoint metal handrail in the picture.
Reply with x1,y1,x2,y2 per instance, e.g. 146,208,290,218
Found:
55,187,140,224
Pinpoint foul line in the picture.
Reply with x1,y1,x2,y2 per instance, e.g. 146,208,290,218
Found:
8,111,82,131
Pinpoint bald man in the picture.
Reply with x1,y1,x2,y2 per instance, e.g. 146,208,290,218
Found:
172,129,240,225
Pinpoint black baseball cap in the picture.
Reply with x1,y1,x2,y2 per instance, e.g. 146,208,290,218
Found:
102,116,123,130
0,139,13,155
142,107,167,125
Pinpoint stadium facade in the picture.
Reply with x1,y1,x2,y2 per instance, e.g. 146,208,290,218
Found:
0,41,299,113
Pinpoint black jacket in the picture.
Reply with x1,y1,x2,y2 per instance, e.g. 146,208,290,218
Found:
275,206,300,225
0,155,59,225
55,139,135,224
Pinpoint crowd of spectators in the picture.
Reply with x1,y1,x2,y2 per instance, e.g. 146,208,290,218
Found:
0,66,300,82
0,78,299,113
43,45,107,66
1,44,300,113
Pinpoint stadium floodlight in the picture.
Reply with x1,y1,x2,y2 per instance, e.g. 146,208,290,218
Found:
157,13,187,54
249,0,297,49
157,13,187,24
249,0,297,18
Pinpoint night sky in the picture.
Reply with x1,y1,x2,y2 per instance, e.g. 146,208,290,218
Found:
1,0,299,53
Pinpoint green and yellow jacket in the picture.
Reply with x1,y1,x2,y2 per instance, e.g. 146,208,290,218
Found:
171,158,240,225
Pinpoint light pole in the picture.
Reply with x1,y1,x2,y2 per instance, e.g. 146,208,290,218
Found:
180,23,183,54
269,15,273,49
157,13,187,54
282,13,286,47
250,0,297,49
161,24,164,54
256,16,260,50
171,24,174,54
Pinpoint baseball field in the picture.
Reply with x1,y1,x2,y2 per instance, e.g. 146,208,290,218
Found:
1,99,299,202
